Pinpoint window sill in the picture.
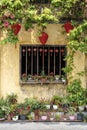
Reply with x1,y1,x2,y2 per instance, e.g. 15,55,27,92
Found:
20,79,67,85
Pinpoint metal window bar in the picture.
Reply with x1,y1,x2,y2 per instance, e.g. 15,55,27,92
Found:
26,47,27,76
21,45,66,78
31,46,33,75
59,47,62,76
54,47,55,75
48,47,50,75
37,47,39,75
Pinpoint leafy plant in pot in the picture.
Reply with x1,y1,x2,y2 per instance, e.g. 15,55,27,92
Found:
68,107,76,121
31,98,42,121
18,102,30,120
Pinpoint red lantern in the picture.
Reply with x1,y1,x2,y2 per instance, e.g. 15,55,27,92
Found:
39,32,48,45
63,22,74,33
11,24,21,35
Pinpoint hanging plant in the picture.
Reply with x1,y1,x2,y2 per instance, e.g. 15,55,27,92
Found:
23,5,37,31
0,30,19,45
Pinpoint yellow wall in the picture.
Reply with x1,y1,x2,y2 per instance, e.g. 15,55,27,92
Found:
0,24,86,101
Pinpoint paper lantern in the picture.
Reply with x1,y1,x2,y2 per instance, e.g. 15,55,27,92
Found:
39,32,48,45
64,22,74,33
11,24,21,35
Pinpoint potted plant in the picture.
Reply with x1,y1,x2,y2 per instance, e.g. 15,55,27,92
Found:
40,98,51,110
30,98,42,121
18,102,30,120
68,107,76,121
51,95,63,110
54,75,60,81
61,75,67,84
40,70,47,84
27,74,32,80
21,73,27,82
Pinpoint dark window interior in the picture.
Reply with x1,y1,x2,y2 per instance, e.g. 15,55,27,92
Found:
20,45,66,80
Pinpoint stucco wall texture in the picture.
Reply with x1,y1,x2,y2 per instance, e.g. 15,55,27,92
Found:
0,24,86,101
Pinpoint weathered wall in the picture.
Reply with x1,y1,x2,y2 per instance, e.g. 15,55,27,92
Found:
0,24,86,101
72,51,86,88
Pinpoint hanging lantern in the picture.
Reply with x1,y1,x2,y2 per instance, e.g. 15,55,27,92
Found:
33,48,37,56
28,48,31,56
39,32,48,45
55,49,58,56
22,49,26,56
39,48,43,56
61,49,64,53
44,49,47,56
63,22,74,33
11,23,21,35
50,49,53,56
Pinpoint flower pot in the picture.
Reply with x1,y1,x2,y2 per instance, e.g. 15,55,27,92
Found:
19,115,26,120
64,22,74,33
39,32,48,45
69,115,75,120
34,109,39,121
41,115,47,121
12,115,19,121
11,24,21,35
78,106,84,112
7,114,12,121
53,105,58,110
45,105,50,109
50,117,54,121
77,113,84,121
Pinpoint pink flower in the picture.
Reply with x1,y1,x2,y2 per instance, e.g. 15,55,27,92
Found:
3,21,9,28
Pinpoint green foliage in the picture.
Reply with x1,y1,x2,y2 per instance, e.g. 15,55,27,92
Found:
51,0,85,19
69,21,87,53
51,95,63,105
67,79,86,106
0,109,5,118
6,92,18,105
37,7,58,30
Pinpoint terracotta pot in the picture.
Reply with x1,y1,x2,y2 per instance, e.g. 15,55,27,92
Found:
34,109,39,121
39,32,48,45
7,114,12,121
11,24,21,35
64,22,74,33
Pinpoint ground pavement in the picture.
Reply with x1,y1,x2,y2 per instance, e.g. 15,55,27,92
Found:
0,122,87,130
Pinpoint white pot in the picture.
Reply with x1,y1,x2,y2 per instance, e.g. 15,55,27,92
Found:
45,105,50,109
53,105,58,110
12,115,19,121
50,117,54,121
79,106,84,111
62,79,66,83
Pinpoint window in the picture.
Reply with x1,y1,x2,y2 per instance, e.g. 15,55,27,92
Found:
30,0,50,4
20,45,66,84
